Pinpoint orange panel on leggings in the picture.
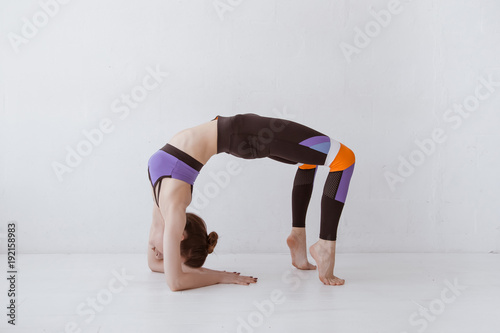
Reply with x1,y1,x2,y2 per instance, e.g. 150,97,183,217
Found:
329,143,355,172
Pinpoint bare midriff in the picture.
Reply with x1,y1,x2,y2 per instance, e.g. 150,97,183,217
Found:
167,118,218,166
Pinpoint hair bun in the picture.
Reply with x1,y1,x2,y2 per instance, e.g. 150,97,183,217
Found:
207,231,218,254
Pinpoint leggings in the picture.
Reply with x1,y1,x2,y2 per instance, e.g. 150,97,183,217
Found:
215,113,355,241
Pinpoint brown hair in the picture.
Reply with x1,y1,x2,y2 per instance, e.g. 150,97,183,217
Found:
180,213,218,268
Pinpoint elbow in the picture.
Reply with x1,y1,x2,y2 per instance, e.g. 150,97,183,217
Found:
166,276,183,292
169,285,182,292
167,281,183,292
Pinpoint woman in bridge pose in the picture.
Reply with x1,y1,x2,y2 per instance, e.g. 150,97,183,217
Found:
147,113,355,291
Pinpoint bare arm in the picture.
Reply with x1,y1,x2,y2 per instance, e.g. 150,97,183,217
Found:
148,248,226,274
154,179,257,291
161,206,221,291
162,207,258,291
183,266,240,274
149,250,239,275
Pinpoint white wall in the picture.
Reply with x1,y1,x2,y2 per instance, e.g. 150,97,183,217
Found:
0,0,499,254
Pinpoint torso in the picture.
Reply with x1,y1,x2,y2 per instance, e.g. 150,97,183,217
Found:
158,118,218,205
167,118,218,165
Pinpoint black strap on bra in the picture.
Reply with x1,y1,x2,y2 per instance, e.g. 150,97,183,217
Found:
160,144,203,172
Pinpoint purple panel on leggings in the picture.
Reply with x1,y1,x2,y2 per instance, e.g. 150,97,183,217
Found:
335,163,355,203
299,135,330,148
148,150,199,186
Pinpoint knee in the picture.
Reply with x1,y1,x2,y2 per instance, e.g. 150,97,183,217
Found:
329,143,355,172
343,144,355,164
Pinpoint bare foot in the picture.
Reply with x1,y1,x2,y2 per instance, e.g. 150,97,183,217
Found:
286,228,316,270
309,240,345,285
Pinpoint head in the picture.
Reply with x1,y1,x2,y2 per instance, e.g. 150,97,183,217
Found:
180,213,218,268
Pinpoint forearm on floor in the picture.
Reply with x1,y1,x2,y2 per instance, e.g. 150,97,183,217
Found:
182,264,224,274
172,271,224,291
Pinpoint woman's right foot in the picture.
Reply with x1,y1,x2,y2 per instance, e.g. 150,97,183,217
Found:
309,240,345,285
286,229,317,270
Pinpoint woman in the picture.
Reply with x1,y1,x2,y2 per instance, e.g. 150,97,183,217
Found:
147,113,355,291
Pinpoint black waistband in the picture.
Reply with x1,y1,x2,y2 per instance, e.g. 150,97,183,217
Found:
160,144,204,172
216,115,232,154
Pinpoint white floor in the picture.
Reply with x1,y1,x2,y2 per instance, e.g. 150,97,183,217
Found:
0,253,499,333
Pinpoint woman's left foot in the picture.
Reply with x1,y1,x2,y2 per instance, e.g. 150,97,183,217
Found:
309,240,345,285
286,229,316,270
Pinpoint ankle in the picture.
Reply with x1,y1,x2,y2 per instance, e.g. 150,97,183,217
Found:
316,239,336,249
290,227,306,236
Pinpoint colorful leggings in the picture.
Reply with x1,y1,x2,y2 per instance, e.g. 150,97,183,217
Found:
216,113,355,241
